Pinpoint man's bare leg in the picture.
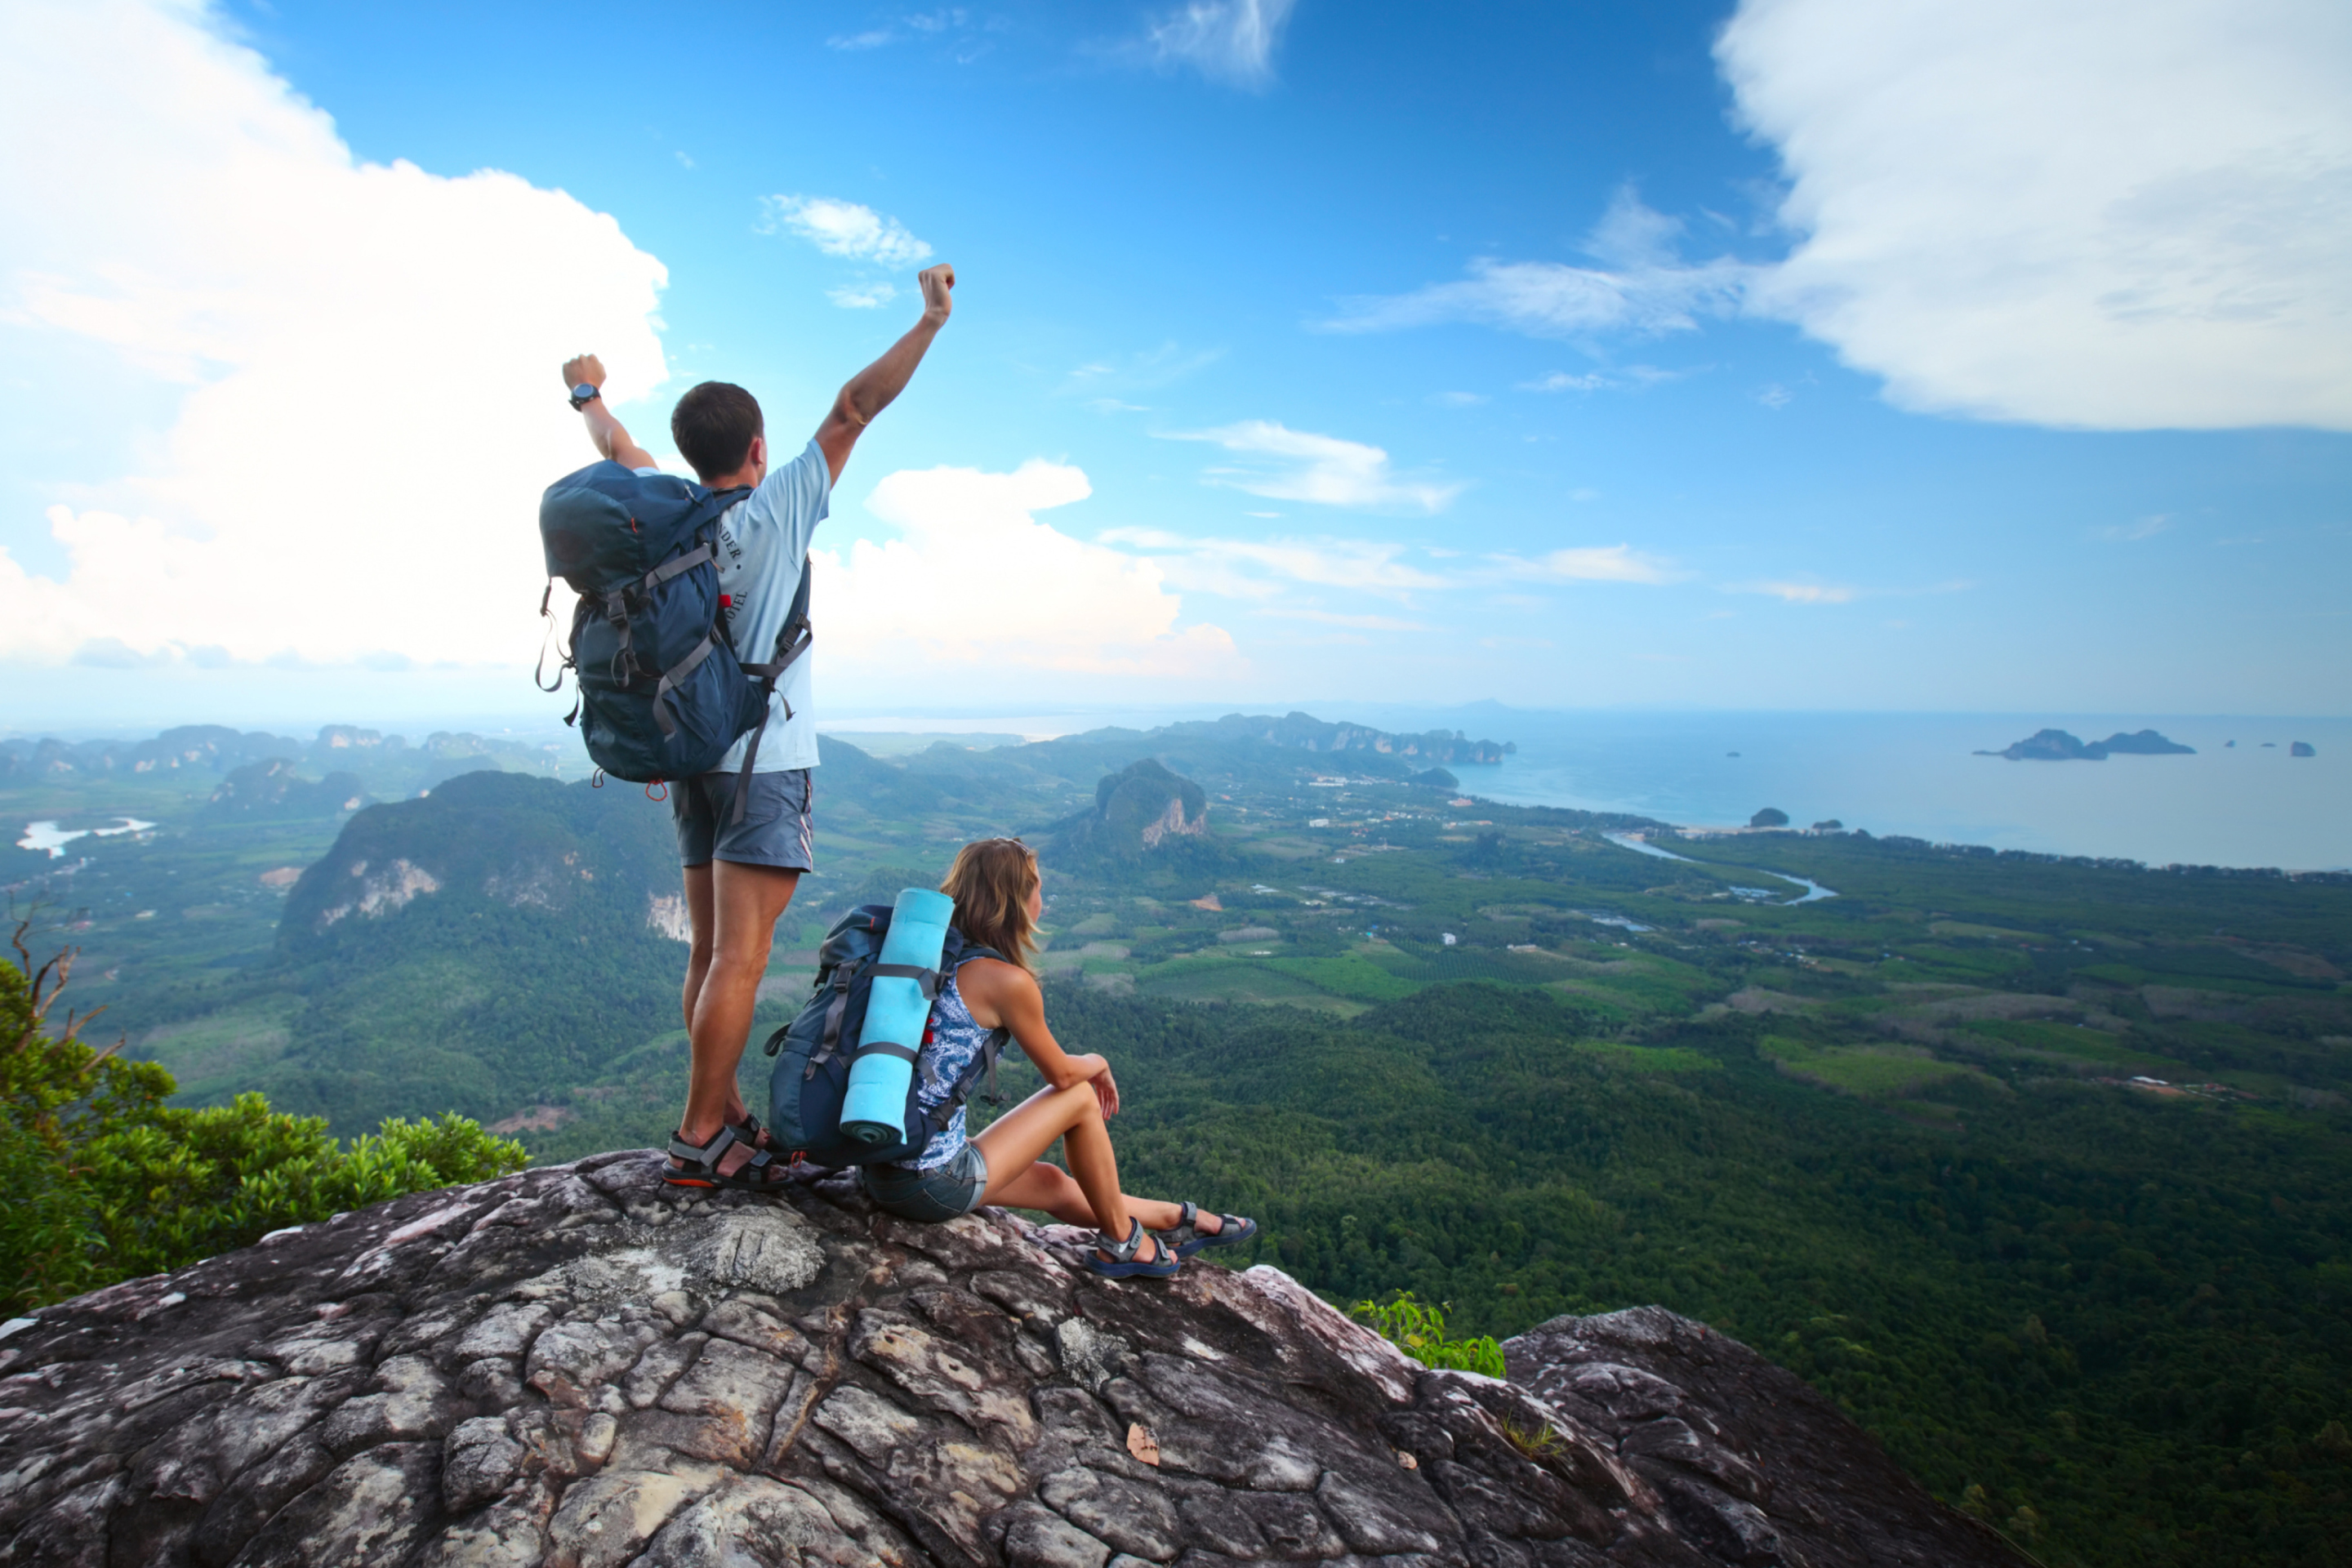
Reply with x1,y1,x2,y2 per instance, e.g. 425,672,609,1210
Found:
675,859,798,1174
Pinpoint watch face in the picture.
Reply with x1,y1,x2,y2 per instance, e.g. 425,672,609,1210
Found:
572,383,598,400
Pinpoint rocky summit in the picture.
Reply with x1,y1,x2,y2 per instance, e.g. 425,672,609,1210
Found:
0,1154,2026,1568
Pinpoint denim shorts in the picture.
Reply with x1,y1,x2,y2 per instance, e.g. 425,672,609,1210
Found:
672,768,815,871
861,1141,990,1223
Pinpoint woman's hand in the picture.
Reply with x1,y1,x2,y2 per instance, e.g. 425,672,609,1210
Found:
1091,1061,1120,1119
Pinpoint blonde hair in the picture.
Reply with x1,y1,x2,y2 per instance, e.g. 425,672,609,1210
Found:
939,838,1040,969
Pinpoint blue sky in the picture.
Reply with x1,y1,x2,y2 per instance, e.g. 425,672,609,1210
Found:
1,0,2346,728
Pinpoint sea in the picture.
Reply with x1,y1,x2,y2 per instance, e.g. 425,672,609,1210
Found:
821,709,2352,874
1456,711,2349,874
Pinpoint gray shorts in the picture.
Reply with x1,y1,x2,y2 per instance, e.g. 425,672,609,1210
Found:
861,1141,990,1223
672,768,815,871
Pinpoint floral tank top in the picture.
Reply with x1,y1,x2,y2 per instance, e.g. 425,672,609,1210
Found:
893,963,1000,1172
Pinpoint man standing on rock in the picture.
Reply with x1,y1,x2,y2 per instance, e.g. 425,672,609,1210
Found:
559,262,956,1189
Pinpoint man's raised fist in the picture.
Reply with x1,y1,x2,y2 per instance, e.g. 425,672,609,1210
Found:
918,265,956,323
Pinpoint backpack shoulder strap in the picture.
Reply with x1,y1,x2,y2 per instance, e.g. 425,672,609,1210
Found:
741,552,814,683
923,933,1016,1129
724,552,814,826
929,1024,1014,1132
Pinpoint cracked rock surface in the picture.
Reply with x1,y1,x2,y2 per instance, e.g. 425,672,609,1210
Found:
0,1152,2027,1567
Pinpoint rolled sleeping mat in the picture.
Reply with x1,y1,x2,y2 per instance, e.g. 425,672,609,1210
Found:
840,887,957,1147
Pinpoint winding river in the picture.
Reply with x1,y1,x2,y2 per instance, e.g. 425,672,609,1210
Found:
1601,831,1838,905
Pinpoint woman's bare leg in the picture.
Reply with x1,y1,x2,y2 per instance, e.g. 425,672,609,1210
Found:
971,1081,1210,1260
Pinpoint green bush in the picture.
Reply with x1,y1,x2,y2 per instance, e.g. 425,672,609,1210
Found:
1351,1290,1507,1378
2,925,523,1315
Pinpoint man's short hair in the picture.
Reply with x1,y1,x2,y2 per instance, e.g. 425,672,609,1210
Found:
670,381,764,481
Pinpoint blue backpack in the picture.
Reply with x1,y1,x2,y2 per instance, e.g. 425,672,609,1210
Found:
536,461,812,799
762,904,1011,1168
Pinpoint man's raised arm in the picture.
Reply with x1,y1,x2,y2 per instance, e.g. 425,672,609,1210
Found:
814,263,956,484
561,353,658,471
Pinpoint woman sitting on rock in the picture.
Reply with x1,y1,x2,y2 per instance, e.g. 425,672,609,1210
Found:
862,836,1256,1280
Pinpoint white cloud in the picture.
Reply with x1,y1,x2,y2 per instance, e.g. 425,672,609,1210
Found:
1146,0,1297,88
1520,372,1607,393
827,282,899,310
1159,421,1464,512
1260,611,1420,639
1256,608,1431,631
0,0,670,667
1100,528,1451,600
2100,514,2173,541
759,194,933,269
1430,390,1488,407
1062,341,1224,395
1718,0,2352,430
1730,581,1860,604
1321,189,1753,340
820,462,1240,678
1498,546,1678,585
828,29,897,50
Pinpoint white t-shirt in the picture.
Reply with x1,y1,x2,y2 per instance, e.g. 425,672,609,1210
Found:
635,438,830,773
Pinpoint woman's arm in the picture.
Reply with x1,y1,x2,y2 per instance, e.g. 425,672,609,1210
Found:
956,959,1116,1111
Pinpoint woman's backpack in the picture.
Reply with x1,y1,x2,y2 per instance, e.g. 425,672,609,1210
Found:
762,904,1010,1168
536,461,812,796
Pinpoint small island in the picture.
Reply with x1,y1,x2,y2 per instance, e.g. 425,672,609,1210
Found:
1976,727,2195,761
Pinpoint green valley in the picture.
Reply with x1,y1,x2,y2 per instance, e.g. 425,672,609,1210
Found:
7,713,2351,1567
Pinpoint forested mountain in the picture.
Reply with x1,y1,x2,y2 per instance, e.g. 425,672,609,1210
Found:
247,769,687,1129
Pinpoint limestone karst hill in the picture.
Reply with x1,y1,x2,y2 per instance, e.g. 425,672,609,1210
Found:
0,1155,2029,1568
1046,759,1215,871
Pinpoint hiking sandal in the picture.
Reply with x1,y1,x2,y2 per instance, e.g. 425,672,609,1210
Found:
663,1123,791,1193
1088,1216,1179,1280
1154,1200,1258,1260
729,1111,769,1149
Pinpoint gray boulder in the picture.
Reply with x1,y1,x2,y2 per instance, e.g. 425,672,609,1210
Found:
0,1153,2028,1567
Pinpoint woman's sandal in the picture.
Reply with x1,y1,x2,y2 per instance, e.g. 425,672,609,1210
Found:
1088,1216,1180,1280
1154,1200,1258,1259
663,1123,792,1192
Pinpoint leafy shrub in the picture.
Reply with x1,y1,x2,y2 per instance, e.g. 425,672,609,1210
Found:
1350,1290,1506,1378
2,923,523,1315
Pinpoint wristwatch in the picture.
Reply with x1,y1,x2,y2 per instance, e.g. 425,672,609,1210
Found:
568,382,601,410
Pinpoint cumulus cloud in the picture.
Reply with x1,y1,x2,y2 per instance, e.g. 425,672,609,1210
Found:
1718,0,2352,430
819,463,1240,679
1158,421,1464,513
1146,0,1297,88
1321,189,1753,341
0,0,670,667
1498,545,1678,585
760,194,933,269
